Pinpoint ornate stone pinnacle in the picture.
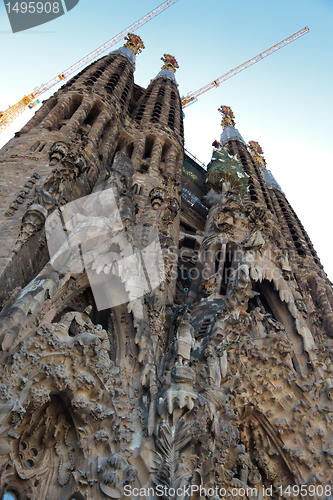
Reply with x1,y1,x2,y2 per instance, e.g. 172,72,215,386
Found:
248,140,267,168
218,105,235,128
248,141,263,155
161,54,179,73
124,33,145,55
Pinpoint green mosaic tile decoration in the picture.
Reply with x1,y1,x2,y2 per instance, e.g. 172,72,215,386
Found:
205,146,249,196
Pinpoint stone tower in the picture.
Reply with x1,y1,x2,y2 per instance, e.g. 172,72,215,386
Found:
0,35,333,500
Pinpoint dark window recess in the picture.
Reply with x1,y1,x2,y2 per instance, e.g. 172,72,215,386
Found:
127,142,134,159
132,183,142,195
180,222,196,234
63,95,83,121
151,102,162,123
120,83,131,106
135,90,152,121
161,141,171,162
168,106,175,129
151,84,166,123
220,249,233,295
84,101,104,127
198,317,212,337
179,116,184,137
105,74,120,94
114,136,127,155
247,281,277,320
138,163,149,173
31,141,46,152
144,136,155,159
181,238,196,249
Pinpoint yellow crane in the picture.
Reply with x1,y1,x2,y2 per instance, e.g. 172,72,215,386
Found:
0,0,178,134
181,26,309,108
0,21,309,134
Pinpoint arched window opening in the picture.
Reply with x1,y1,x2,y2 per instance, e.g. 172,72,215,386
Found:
168,106,175,129
117,62,126,71
105,73,121,94
151,103,162,123
134,90,152,121
61,95,83,125
247,281,277,320
132,183,142,195
179,237,196,250
84,101,104,127
120,83,131,106
114,135,128,155
151,83,166,122
144,136,155,159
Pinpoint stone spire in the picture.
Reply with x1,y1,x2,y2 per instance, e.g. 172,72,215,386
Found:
218,104,246,146
112,32,145,68
154,53,179,83
205,107,249,196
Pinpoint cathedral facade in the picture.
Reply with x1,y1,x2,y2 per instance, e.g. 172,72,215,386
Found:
0,34,332,500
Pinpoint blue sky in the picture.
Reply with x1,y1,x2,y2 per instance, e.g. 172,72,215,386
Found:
0,0,333,280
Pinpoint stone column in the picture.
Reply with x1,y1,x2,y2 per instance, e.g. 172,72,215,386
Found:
87,110,111,148
101,124,121,166
41,97,72,130
60,99,94,138
149,138,163,171
164,145,177,178
131,138,145,170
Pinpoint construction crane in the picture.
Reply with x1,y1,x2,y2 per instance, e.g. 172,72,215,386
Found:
0,0,178,135
181,26,309,108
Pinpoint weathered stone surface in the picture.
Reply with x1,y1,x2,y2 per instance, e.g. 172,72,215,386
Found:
0,41,332,500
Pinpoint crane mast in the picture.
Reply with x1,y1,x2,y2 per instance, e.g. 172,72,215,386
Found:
0,0,178,134
181,26,309,108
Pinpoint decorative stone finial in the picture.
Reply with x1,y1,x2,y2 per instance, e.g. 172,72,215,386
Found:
124,33,145,55
248,140,267,168
218,105,235,128
161,54,179,73
248,141,263,155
